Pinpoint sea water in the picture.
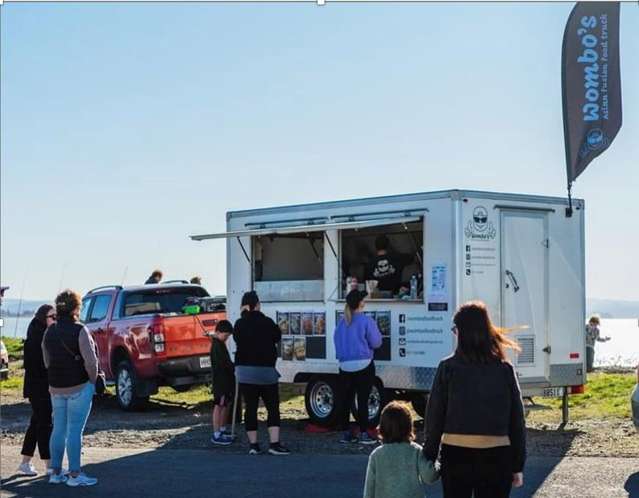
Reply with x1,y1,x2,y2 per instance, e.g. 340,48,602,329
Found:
1,315,637,367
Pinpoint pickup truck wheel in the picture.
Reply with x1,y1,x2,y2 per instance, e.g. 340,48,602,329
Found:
411,394,428,419
305,377,340,427
115,361,148,411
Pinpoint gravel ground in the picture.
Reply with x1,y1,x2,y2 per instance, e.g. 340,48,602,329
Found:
2,389,637,457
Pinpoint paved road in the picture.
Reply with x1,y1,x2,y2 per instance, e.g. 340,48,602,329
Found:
1,446,638,498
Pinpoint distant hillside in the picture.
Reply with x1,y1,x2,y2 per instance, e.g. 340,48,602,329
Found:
1,299,50,315
587,299,639,319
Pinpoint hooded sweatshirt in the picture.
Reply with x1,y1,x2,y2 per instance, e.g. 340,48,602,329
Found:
334,312,382,364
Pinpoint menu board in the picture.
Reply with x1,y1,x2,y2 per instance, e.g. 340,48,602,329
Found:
278,310,326,361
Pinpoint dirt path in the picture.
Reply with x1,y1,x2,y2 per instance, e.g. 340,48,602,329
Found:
2,389,637,457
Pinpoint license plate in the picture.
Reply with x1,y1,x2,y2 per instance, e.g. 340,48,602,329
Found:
199,356,211,369
542,387,564,397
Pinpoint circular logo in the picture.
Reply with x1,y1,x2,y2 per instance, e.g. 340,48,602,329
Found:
586,129,605,150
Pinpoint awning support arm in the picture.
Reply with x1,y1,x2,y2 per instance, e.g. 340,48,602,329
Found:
236,237,251,264
324,232,338,260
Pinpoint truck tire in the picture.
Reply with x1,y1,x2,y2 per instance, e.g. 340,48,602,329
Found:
351,379,387,427
115,361,148,411
305,377,340,427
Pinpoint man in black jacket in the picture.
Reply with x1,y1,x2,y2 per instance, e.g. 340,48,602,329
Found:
233,291,290,455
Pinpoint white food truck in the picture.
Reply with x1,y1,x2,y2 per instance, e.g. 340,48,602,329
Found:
191,189,586,425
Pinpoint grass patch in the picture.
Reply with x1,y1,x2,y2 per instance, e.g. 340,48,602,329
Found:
0,375,24,392
528,371,635,423
1,337,25,360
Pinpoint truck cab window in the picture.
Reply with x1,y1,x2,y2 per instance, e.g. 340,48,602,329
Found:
80,297,93,323
340,221,423,300
88,295,112,323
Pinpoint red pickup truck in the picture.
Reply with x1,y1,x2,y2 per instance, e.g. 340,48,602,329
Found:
81,283,225,410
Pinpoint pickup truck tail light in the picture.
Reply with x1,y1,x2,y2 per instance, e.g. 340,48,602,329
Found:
149,324,166,355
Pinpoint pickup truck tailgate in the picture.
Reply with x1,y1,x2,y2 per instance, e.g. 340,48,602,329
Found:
161,312,225,358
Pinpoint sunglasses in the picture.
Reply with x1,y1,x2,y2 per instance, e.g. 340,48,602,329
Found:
47,314,57,320
450,325,458,334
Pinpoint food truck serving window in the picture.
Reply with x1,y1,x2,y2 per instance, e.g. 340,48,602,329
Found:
253,233,324,302
340,220,423,300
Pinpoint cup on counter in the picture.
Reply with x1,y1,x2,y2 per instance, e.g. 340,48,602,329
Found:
366,280,379,296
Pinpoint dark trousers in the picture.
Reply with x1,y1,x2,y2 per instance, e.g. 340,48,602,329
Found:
241,383,280,432
441,444,513,498
21,396,53,459
586,346,595,373
338,361,375,433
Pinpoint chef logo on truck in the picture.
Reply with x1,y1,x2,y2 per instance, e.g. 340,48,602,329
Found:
464,206,496,241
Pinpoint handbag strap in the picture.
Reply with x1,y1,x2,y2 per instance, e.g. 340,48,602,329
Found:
54,323,82,362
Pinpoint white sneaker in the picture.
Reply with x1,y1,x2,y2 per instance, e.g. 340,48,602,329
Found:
66,473,98,487
17,462,38,476
48,473,68,484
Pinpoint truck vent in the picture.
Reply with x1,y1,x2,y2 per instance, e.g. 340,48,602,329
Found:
517,336,535,365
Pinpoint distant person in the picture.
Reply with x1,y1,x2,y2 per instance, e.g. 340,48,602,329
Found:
334,290,382,445
210,319,235,446
190,276,202,285
364,401,439,498
144,269,163,285
43,290,99,487
233,291,290,455
369,235,413,294
18,305,56,476
586,315,610,373
423,301,526,498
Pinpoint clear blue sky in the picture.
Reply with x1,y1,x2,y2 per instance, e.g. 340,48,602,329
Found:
2,3,638,301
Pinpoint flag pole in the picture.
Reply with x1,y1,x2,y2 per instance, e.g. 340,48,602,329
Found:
566,181,573,218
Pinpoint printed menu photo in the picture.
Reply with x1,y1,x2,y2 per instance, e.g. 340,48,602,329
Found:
281,338,294,361
289,312,301,335
277,312,290,334
294,337,306,361
376,311,391,336
302,312,314,336
313,312,326,336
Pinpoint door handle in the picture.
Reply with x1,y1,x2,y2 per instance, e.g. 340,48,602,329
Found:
505,270,520,293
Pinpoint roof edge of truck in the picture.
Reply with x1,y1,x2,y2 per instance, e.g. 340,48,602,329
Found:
226,189,585,220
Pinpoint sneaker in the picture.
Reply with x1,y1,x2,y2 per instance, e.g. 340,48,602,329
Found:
48,473,68,485
66,473,98,487
358,432,378,445
17,462,38,476
339,431,358,444
211,433,233,446
222,428,236,439
248,443,261,455
268,442,291,455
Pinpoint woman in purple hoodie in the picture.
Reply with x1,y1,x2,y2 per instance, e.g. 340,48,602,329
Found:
334,290,382,445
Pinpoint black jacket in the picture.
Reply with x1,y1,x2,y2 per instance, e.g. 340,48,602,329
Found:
423,354,526,473
43,318,89,389
210,338,235,395
233,311,281,367
23,318,50,399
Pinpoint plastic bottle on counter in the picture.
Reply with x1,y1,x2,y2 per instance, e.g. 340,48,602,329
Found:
410,274,418,300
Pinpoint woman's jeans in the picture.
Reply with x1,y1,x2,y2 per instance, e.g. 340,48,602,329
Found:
49,383,94,473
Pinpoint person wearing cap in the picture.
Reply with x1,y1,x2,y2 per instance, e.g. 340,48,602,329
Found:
233,291,290,456
334,290,383,445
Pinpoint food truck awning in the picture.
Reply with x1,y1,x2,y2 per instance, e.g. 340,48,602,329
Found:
189,215,422,241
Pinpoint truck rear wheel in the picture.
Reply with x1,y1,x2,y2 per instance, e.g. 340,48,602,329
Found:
305,377,340,427
115,361,148,411
351,380,386,427
411,394,428,419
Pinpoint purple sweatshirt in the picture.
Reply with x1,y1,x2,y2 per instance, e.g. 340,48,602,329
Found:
334,313,383,362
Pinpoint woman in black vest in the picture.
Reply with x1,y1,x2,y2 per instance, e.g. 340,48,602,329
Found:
43,290,99,487
423,301,526,498
17,304,56,476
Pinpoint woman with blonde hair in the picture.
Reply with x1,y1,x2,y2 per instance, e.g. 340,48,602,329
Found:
423,301,526,498
334,290,382,445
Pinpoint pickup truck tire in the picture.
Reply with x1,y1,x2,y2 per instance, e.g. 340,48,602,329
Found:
411,393,428,419
305,377,341,427
115,361,148,411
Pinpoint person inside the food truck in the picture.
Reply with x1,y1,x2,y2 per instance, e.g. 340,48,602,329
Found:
368,235,416,295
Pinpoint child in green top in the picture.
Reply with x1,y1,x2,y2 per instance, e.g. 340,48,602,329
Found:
363,401,439,498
